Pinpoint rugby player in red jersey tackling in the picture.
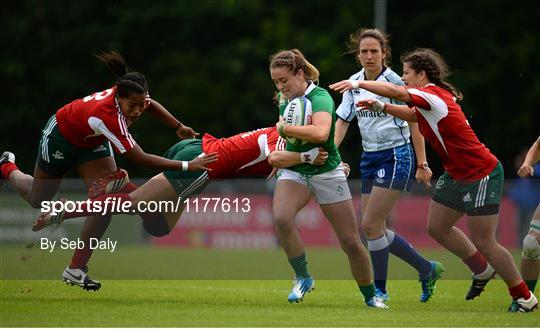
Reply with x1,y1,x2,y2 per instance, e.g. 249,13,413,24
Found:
330,48,537,312
0,52,216,291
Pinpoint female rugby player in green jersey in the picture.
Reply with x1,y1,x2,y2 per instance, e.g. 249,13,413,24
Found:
270,49,387,308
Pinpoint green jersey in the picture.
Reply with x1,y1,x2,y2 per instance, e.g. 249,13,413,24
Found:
278,82,341,175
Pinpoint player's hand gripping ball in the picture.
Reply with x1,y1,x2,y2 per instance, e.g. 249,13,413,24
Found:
281,96,312,146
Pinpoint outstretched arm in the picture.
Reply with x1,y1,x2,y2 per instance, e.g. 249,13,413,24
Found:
518,136,540,177
330,80,412,103
123,145,218,172
383,103,417,122
356,99,417,122
146,99,199,139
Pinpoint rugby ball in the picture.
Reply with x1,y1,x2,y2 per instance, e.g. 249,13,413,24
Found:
282,96,312,146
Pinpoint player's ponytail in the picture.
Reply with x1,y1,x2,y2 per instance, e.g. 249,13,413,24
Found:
401,48,463,101
94,51,149,98
269,49,320,85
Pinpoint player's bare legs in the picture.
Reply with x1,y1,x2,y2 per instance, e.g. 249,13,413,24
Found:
5,165,63,208
426,201,496,300
469,210,540,311
359,193,371,230
128,173,185,230
61,157,118,291
74,156,118,246
321,199,387,308
273,179,313,303
322,199,372,285
130,173,178,205
428,200,536,308
468,215,522,286
427,201,476,258
360,188,400,240
273,180,311,259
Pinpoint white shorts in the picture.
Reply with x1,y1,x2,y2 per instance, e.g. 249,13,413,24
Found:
276,164,352,205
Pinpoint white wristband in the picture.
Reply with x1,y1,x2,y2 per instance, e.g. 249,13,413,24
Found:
348,80,360,89
181,161,189,171
372,99,386,112
300,148,320,164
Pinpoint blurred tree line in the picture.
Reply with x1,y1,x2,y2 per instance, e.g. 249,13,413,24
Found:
2,0,539,178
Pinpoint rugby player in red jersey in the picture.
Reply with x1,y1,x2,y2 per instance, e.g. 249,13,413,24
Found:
0,51,216,291
330,48,537,312
32,127,329,290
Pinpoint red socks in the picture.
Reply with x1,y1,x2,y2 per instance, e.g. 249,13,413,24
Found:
463,251,488,275
509,281,531,300
69,246,94,269
1,162,18,179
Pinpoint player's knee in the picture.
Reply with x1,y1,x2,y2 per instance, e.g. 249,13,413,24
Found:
360,219,382,236
339,235,361,255
522,234,540,260
471,239,493,256
427,223,444,240
273,213,294,232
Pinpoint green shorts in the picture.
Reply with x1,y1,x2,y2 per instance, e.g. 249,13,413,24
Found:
433,162,503,216
163,139,209,200
37,115,113,176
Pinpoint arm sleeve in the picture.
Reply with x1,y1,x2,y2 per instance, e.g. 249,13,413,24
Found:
266,128,283,152
311,93,335,115
406,88,432,110
88,115,136,154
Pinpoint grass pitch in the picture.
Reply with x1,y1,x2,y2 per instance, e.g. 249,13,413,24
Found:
1,247,538,327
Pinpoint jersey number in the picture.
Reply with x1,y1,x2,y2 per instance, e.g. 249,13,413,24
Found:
83,88,114,102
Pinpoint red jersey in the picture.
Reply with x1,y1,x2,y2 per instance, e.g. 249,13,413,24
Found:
202,127,285,179
55,87,136,154
407,84,498,180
